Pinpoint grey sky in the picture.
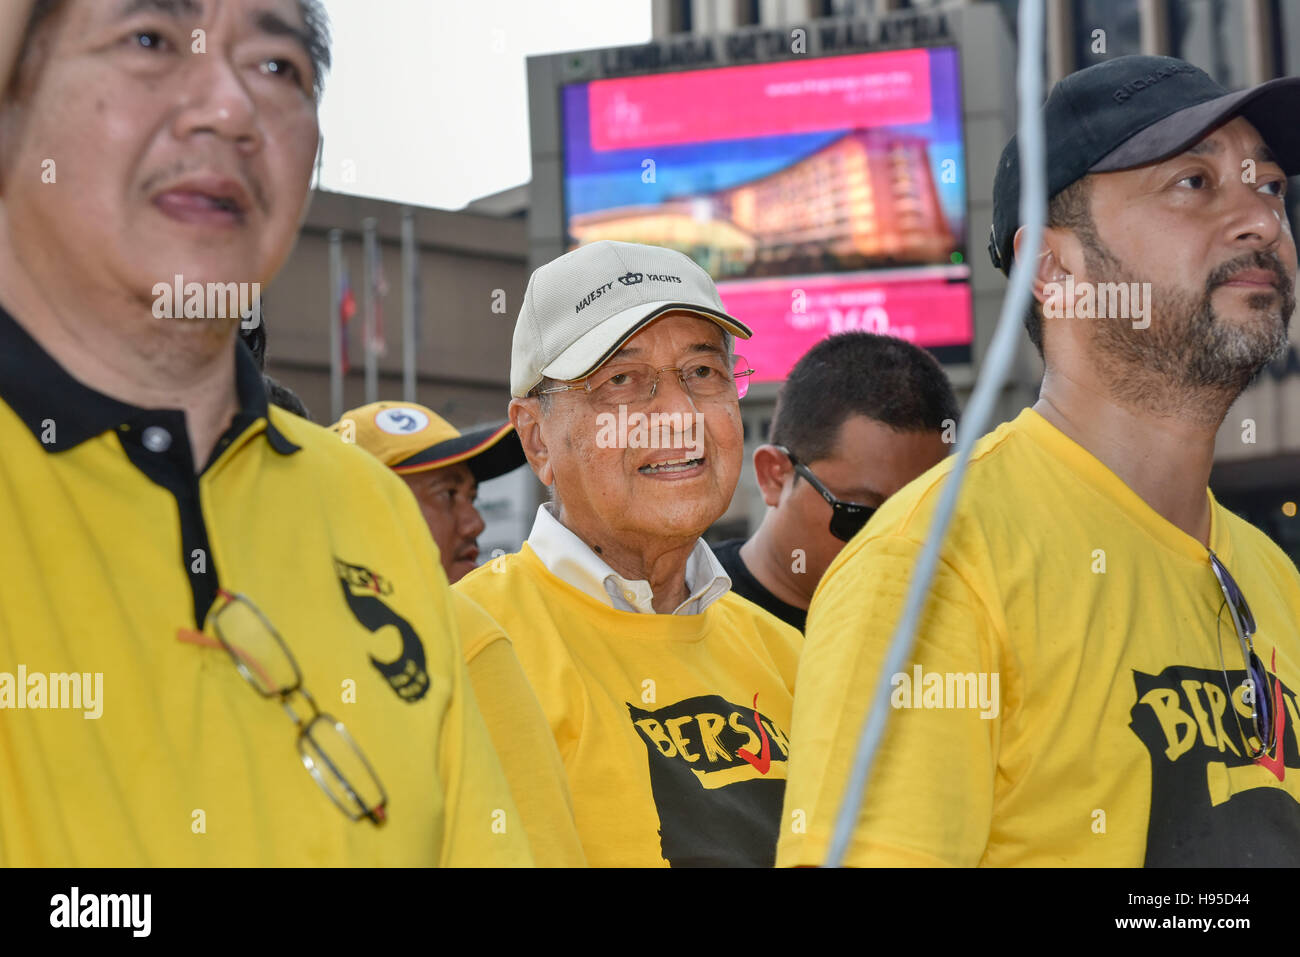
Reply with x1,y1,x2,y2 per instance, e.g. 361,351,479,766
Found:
315,0,652,210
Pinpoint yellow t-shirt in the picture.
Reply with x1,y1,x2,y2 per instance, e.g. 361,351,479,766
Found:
0,309,532,866
455,544,801,867
779,408,1300,867
453,592,586,867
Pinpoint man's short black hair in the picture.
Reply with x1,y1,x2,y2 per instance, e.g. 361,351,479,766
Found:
295,0,332,98
237,307,308,419
16,0,332,99
264,374,311,420
240,317,267,370
769,332,959,463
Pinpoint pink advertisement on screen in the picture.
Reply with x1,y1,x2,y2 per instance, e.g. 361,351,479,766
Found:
587,50,933,151
563,46,972,377
718,274,972,382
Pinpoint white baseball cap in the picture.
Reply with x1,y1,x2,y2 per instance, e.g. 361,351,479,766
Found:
510,240,752,397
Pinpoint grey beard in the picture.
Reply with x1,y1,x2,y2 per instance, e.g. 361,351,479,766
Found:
1082,245,1294,427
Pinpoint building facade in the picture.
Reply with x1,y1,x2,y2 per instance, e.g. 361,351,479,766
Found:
260,188,538,555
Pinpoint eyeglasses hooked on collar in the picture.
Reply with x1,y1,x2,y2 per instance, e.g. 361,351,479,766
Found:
1208,549,1278,760
177,590,389,827
775,445,877,543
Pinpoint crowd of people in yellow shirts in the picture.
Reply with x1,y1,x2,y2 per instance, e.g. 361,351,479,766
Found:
3,0,1299,867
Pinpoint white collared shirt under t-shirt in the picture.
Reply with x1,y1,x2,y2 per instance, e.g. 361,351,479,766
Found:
525,503,731,615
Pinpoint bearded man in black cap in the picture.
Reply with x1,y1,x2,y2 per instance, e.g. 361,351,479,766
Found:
779,56,1300,867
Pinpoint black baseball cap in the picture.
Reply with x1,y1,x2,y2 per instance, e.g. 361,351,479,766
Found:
990,56,1300,275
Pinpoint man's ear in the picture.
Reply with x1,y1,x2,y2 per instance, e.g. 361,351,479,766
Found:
1013,223,1074,312
509,397,553,487
752,444,794,508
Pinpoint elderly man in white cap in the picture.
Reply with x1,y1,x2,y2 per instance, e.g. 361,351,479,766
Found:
456,240,801,867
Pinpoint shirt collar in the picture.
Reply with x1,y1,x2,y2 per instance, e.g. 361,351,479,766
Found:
0,303,299,459
526,503,731,615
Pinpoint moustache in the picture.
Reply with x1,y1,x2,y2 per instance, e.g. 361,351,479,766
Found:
1206,252,1294,296
140,159,267,214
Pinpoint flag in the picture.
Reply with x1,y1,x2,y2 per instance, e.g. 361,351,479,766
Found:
369,236,389,357
339,261,357,374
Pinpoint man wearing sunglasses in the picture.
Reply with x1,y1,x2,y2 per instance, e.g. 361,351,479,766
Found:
781,56,1300,867
712,332,958,632
0,0,528,866
456,240,802,867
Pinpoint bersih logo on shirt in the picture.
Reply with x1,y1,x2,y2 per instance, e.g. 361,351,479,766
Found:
1128,658,1300,865
628,692,789,867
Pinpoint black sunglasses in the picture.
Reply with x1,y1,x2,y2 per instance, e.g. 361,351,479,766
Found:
776,446,877,543
1208,549,1276,759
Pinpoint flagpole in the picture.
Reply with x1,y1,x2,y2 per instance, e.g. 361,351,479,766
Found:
329,228,343,423
401,207,417,403
362,216,379,404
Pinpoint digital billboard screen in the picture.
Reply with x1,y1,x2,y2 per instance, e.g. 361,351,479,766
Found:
561,46,972,381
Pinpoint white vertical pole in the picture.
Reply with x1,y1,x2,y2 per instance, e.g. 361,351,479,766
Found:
329,228,343,422
402,208,418,403
363,217,379,404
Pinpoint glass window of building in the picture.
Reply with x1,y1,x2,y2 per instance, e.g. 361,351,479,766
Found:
1270,0,1300,78
820,0,860,15
676,0,692,34
1168,0,1248,89
1073,0,1142,66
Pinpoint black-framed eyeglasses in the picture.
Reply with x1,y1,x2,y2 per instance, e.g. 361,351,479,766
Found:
178,590,389,827
776,445,877,543
533,353,754,409
1208,550,1276,760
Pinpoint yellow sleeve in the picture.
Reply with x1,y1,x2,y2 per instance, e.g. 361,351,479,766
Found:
777,534,1001,867
386,502,533,867
435,629,536,867
464,633,587,867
